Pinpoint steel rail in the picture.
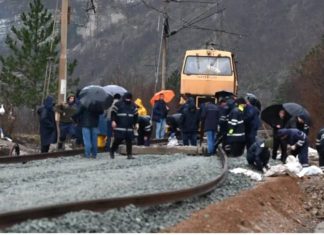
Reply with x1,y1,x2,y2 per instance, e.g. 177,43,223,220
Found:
0,148,228,230
0,139,168,164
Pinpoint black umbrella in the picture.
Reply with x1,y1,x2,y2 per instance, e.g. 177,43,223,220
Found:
261,104,291,127
245,93,262,111
215,90,234,102
283,102,311,125
79,85,113,112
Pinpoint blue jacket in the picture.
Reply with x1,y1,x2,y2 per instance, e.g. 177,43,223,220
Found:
200,102,219,132
37,96,57,146
246,139,270,171
72,105,103,128
244,104,260,133
180,99,200,133
227,106,245,143
152,100,168,122
111,100,138,139
277,128,307,147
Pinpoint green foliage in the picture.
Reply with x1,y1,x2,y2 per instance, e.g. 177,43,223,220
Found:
166,69,180,97
0,0,78,108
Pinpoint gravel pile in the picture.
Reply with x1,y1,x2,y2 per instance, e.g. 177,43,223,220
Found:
1,153,255,232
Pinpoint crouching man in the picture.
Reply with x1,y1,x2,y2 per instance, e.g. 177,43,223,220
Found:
316,128,324,170
137,115,152,146
246,139,270,172
277,128,309,167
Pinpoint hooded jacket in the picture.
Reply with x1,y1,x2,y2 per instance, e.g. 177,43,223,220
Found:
37,96,57,145
134,98,148,116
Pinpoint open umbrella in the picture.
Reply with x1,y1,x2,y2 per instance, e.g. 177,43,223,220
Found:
215,90,234,100
103,85,127,96
79,85,113,112
261,104,291,127
283,102,311,125
245,93,261,111
150,90,175,106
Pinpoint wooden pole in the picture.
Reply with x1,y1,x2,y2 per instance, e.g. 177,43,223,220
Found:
58,0,68,104
56,0,69,148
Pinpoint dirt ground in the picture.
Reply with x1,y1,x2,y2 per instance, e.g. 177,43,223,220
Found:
165,175,324,233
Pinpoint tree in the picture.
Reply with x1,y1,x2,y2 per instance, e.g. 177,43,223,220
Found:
279,36,324,144
0,0,77,109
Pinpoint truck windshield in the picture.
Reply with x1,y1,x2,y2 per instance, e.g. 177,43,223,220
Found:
183,56,232,76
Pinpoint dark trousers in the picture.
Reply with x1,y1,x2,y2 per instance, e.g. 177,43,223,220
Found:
137,134,150,146
230,142,245,157
318,150,324,167
291,141,309,166
272,136,287,161
41,145,50,153
182,132,197,146
111,137,132,156
245,129,258,150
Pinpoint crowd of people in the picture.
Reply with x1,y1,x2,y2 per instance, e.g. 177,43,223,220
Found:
35,88,324,172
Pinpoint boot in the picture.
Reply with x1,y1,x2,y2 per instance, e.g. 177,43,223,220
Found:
57,142,64,150
110,151,115,159
127,155,135,160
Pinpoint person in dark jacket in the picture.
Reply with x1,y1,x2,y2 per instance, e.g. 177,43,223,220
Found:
110,92,138,159
72,104,103,158
286,115,310,136
37,96,57,153
137,115,152,146
217,98,230,153
55,93,78,150
277,128,309,167
180,97,200,146
74,89,84,147
104,94,121,151
227,97,246,157
246,139,270,172
200,101,219,155
271,109,289,163
152,94,169,139
243,100,261,150
166,113,182,139
315,128,324,170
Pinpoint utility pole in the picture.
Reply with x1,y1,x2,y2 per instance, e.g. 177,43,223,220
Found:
56,0,69,148
58,0,69,104
161,0,169,90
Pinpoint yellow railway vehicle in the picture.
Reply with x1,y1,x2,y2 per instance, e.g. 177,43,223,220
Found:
180,49,238,106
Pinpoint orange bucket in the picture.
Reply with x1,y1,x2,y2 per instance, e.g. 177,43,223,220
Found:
97,135,107,148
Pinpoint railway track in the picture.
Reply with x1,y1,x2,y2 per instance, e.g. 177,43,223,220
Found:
0,148,228,230
0,138,169,164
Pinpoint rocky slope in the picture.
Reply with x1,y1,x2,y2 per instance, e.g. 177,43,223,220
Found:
1,0,324,104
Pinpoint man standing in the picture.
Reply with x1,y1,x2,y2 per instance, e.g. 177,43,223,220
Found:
227,97,246,157
72,104,103,158
271,109,288,163
55,93,78,150
152,94,169,139
200,100,219,155
110,92,138,159
37,96,57,153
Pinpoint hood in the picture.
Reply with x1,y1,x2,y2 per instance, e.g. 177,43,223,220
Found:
135,98,143,107
43,96,55,109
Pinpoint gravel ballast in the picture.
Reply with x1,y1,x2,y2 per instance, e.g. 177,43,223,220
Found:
1,153,255,232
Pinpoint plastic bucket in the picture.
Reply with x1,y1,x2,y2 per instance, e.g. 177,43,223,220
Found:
97,135,107,148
